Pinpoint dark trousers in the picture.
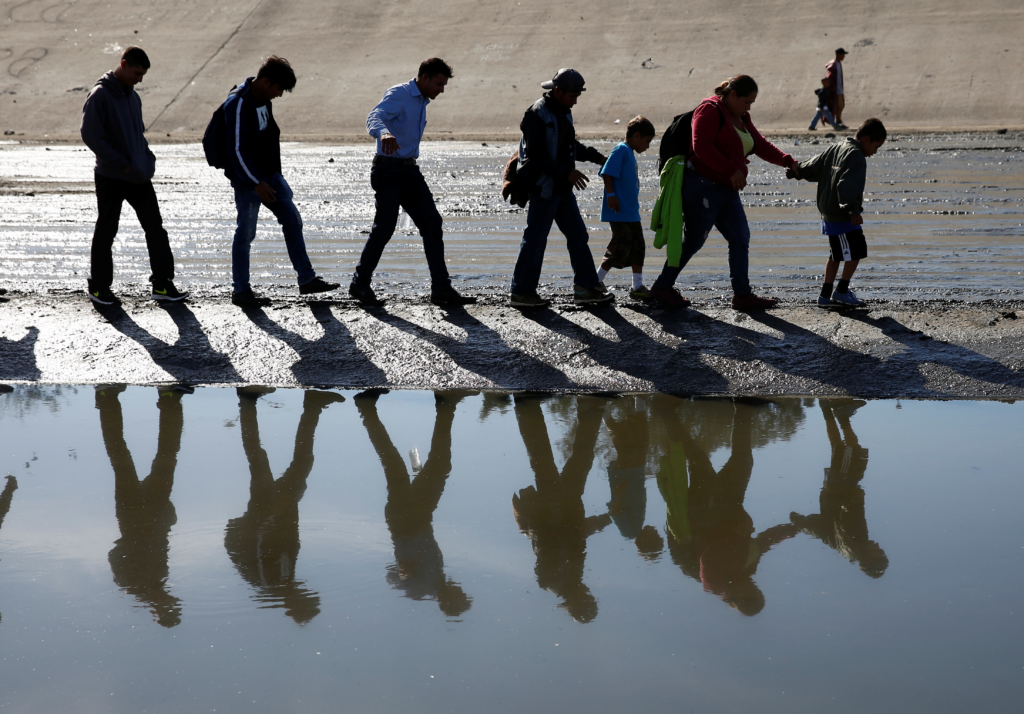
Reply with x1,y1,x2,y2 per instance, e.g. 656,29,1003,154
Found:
90,173,174,289
510,191,599,296
352,159,451,288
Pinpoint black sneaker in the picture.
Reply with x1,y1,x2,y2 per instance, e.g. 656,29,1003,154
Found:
573,284,614,306
299,277,340,295
509,292,551,308
88,286,121,306
231,288,272,307
152,281,189,302
430,286,477,306
348,282,384,306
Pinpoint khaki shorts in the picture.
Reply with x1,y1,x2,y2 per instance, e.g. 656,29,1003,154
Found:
603,221,646,269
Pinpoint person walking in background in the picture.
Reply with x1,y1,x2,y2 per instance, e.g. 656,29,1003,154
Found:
788,118,887,307
808,77,838,131
649,76,799,310
350,58,475,308
80,47,186,306
596,116,657,300
509,68,612,308
826,48,848,130
220,56,339,308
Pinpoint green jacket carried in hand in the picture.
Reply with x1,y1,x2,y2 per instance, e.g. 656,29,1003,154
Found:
651,156,686,267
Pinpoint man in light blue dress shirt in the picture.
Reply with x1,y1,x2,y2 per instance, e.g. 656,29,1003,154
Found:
350,58,475,307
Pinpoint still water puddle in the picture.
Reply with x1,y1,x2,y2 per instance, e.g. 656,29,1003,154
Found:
0,387,1021,712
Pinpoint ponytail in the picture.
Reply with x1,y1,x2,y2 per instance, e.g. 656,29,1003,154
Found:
714,75,758,99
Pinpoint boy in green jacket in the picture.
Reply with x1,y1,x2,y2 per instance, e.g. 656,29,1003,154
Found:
789,118,886,307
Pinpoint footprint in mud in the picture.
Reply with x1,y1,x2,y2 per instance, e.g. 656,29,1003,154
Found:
8,1,76,23
8,48,48,78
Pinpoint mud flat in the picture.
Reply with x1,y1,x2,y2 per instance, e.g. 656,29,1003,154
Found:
2,291,1023,398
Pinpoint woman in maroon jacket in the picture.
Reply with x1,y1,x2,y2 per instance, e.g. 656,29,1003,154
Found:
651,75,798,310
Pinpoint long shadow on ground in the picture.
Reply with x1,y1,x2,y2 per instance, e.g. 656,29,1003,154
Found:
241,302,388,387
94,302,241,384
373,306,576,390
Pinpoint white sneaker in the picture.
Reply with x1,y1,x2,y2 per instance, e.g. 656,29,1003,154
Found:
830,290,865,307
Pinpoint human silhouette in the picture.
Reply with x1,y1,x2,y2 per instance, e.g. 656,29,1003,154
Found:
654,397,799,616
790,399,889,578
0,474,16,626
512,395,611,623
98,384,187,628
603,397,663,559
225,388,344,625
356,389,473,618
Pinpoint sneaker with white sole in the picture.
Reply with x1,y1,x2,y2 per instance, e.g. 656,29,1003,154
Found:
817,294,833,307
830,290,865,307
629,285,653,300
88,286,121,306
152,281,188,302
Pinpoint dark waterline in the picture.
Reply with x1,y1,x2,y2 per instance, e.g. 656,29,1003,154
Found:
1,386,1021,713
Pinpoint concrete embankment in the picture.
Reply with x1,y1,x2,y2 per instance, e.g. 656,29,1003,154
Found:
2,0,1023,142
2,291,1023,398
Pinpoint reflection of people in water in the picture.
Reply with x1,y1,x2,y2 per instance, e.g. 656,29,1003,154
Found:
0,474,15,625
225,387,343,625
603,397,663,559
655,397,798,616
513,395,611,623
98,384,187,628
790,399,888,577
356,389,472,618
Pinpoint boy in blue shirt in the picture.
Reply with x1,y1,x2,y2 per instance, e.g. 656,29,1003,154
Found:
597,116,656,299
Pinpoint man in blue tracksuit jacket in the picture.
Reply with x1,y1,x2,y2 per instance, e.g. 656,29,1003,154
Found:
221,56,337,307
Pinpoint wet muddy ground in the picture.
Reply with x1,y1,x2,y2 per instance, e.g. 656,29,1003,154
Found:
2,133,1023,300
2,134,1023,396
1,387,1022,714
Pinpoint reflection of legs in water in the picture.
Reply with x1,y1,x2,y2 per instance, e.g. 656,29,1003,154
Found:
225,388,344,624
0,475,17,530
99,385,184,628
604,397,663,559
0,474,14,624
791,400,888,577
512,396,611,623
356,390,472,617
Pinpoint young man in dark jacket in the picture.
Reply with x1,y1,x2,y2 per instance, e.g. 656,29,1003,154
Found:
510,68,612,308
221,56,338,307
80,46,186,306
789,118,886,307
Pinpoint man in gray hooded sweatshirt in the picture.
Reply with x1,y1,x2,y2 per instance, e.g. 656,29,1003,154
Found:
81,46,186,306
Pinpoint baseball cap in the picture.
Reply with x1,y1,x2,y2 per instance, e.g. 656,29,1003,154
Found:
836,47,848,54
541,68,586,92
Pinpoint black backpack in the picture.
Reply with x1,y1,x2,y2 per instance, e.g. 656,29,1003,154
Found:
657,103,725,172
202,85,241,169
658,110,695,172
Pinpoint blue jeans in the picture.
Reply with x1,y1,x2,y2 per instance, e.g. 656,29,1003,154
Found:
231,173,315,294
809,106,836,129
653,170,752,296
353,159,450,288
510,191,599,295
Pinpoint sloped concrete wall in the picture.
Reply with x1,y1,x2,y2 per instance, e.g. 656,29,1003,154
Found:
2,0,1022,139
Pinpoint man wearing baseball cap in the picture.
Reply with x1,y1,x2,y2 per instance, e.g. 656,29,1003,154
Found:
826,48,848,130
509,68,611,307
